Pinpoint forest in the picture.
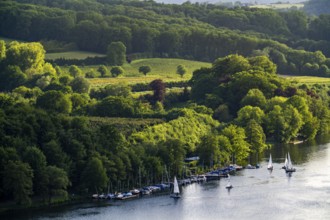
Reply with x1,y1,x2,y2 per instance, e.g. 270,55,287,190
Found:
0,0,330,209
1,0,330,76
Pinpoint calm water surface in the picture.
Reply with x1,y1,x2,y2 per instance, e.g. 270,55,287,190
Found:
8,138,330,220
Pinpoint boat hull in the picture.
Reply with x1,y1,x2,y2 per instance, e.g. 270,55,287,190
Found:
170,194,181,198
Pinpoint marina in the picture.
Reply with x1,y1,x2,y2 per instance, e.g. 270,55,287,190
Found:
3,137,330,220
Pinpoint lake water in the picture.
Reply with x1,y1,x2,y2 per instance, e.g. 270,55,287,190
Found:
5,137,330,220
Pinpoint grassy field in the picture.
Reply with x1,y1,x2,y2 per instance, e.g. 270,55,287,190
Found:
250,3,304,9
45,51,106,60
86,58,211,87
283,75,330,86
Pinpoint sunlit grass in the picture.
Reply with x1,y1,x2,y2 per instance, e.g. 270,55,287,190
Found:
284,75,330,85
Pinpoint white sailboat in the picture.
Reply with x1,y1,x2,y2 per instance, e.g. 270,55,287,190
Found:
285,152,296,173
225,174,233,189
282,154,288,169
267,154,273,170
170,176,181,198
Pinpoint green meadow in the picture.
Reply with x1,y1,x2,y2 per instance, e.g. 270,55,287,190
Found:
284,75,330,86
85,58,211,87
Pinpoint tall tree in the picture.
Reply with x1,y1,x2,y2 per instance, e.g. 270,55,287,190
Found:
97,65,108,77
221,124,250,164
176,65,187,78
196,135,221,168
107,41,126,66
43,166,70,205
150,79,165,104
3,161,33,205
82,157,108,194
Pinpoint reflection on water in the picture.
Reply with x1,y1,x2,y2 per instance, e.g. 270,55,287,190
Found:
3,136,330,220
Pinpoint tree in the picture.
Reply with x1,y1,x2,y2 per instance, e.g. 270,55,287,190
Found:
240,89,267,109
139,65,151,76
236,105,265,126
150,79,166,104
221,124,250,164
82,157,108,194
0,65,27,91
22,147,47,196
212,54,251,82
264,105,287,142
107,41,126,66
111,66,124,77
3,160,33,205
36,91,72,114
6,41,45,73
68,65,83,78
70,76,91,93
176,65,187,78
43,166,70,205
97,65,108,77
245,119,267,162
71,93,90,111
248,56,277,74
0,40,5,61
101,83,132,98
96,96,135,117
196,135,220,168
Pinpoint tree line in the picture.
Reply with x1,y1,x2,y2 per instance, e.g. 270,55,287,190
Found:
1,0,330,76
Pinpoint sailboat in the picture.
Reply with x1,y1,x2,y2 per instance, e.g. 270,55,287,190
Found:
170,176,181,198
282,154,288,169
225,174,233,189
267,154,273,170
284,152,296,173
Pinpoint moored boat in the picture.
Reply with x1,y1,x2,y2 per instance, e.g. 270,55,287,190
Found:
267,154,273,170
225,174,233,189
170,176,181,198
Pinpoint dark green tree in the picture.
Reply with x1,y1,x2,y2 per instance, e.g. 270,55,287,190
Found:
36,91,72,113
82,157,108,194
3,160,33,205
150,79,165,104
22,147,47,196
111,66,124,77
107,41,126,66
70,76,90,93
43,166,70,205
139,65,151,76
176,65,187,78
97,65,108,77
